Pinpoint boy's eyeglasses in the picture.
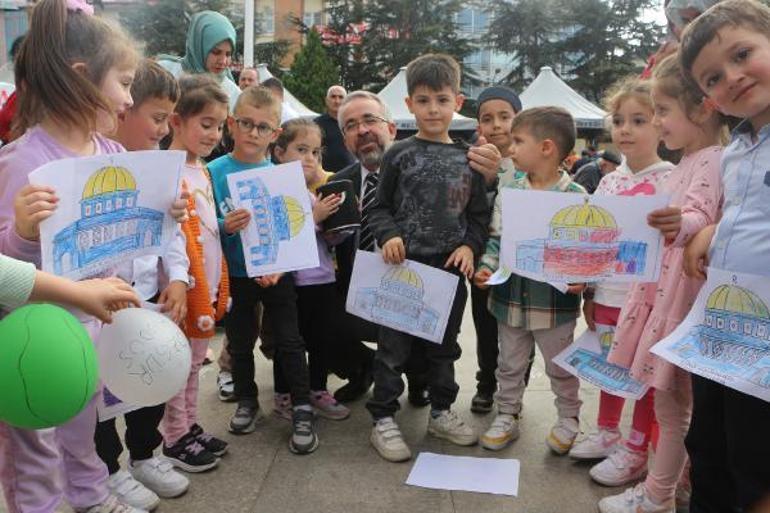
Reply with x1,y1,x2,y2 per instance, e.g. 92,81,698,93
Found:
342,115,389,134
234,118,276,137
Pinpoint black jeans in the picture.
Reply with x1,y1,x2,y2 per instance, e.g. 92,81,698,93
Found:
366,270,467,420
470,283,498,395
686,374,770,513
94,404,165,475
226,275,309,407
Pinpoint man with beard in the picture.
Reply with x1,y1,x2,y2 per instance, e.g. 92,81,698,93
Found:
330,90,501,402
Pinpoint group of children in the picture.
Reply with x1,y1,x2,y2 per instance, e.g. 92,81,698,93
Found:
0,0,768,512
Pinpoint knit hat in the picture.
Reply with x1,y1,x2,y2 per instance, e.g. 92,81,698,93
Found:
476,86,522,118
600,150,622,166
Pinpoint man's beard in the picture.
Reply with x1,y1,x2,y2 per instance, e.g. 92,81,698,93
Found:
355,134,389,169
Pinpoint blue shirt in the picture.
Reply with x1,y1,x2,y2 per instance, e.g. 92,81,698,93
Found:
208,154,273,277
709,121,770,276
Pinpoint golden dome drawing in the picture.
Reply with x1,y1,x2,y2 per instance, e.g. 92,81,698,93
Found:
550,198,616,229
600,331,614,349
282,197,307,237
82,166,136,200
382,266,424,291
706,284,770,319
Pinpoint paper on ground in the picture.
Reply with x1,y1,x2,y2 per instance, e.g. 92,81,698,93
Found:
406,452,520,496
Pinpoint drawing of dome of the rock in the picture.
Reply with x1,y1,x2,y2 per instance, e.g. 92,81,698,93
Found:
550,201,617,229
380,266,424,300
600,330,614,356
706,285,770,319
82,166,136,199
281,196,307,237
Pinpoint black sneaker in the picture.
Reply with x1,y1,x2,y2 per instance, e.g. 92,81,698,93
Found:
289,407,319,455
229,402,264,434
470,391,494,414
162,433,219,473
190,423,228,457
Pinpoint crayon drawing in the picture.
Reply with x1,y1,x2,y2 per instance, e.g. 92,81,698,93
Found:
653,268,770,402
500,190,669,283
554,324,648,400
346,251,458,344
30,151,184,280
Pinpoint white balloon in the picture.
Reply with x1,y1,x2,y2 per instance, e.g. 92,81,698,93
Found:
97,308,191,406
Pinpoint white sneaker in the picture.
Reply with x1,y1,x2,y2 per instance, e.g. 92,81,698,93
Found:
105,472,158,511
129,457,189,498
370,417,411,462
590,444,648,487
480,414,519,451
546,417,579,455
569,428,622,460
427,410,478,446
598,483,675,513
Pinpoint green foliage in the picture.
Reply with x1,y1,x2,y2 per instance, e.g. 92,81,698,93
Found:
253,41,292,74
282,30,340,113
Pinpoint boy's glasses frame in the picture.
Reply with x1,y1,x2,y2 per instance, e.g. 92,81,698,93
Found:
234,118,276,137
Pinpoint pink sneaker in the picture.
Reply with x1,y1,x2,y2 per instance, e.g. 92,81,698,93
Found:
273,393,292,421
311,390,350,420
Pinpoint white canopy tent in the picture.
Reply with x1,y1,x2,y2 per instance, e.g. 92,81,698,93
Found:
255,63,319,119
520,66,607,129
377,67,478,131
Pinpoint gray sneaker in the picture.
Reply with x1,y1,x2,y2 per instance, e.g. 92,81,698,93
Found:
228,402,264,434
289,407,319,455
427,410,478,446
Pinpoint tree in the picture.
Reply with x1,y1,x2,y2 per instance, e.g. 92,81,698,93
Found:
282,29,340,113
321,0,373,91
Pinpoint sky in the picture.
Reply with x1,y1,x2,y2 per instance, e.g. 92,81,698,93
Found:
643,5,669,26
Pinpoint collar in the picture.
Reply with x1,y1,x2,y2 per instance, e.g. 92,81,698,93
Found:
517,170,573,191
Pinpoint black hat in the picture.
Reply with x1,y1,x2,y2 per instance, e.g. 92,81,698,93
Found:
600,150,622,166
476,86,522,118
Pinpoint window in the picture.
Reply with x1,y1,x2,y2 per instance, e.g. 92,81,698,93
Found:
95,203,102,214
303,11,323,28
717,317,725,329
85,204,92,217
745,321,753,335
257,2,275,34
456,9,472,32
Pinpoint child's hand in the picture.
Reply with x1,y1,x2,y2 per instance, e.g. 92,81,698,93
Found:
169,190,189,223
566,283,586,295
74,277,140,323
467,136,502,185
583,298,596,331
14,184,59,241
473,268,492,289
684,224,715,280
313,193,341,224
159,280,188,324
255,273,283,288
382,237,405,264
224,208,251,234
445,245,474,278
648,206,682,243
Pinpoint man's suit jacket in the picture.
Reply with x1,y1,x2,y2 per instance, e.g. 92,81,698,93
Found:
329,161,363,295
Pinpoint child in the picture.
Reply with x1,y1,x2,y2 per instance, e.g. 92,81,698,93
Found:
0,1,150,511
474,107,585,454
678,1,770,510
271,118,350,421
97,60,190,508
208,86,318,455
160,74,231,473
598,54,725,512
570,77,674,488
0,253,139,316
367,53,489,462
470,86,527,414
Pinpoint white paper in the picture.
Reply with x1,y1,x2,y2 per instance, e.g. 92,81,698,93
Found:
30,151,184,280
97,386,140,421
226,161,319,277
652,268,770,402
346,251,459,344
554,324,649,400
406,452,520,496
485,267,511,285
500,190,669,283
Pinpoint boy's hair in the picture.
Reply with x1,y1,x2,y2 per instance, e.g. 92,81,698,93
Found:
603,76,654,118
511,106,576,162
234,85,281,123
261,77,284,94
14,0,139,135
131,59,180,109
271,118,322,162
175,74,228,119
680,0,770,82
406,53,461,95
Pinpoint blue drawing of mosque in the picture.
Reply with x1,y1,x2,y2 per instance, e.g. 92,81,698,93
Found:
232,177,307,267
567,330,646,395
354,266,439,336
671,283,770,388
53,166,163,276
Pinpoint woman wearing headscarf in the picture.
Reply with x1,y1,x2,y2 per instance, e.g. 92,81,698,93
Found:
157,11,240,111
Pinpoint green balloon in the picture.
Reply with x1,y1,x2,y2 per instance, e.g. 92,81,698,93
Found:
0,304,99,429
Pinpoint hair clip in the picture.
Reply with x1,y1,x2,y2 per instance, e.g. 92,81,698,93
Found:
66,0,95,15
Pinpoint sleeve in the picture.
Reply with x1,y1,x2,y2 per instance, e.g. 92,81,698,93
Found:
477,182,505,273
462,171,490,256
0,253,36,309
672,150,724,248
210,167,242,258
368,148,402,246
161,227,190,285
0,155,42,267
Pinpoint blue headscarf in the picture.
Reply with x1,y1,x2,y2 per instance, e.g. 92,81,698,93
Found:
165,11,237,81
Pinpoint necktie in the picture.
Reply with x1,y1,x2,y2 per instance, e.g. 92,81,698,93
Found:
358,172,379,251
